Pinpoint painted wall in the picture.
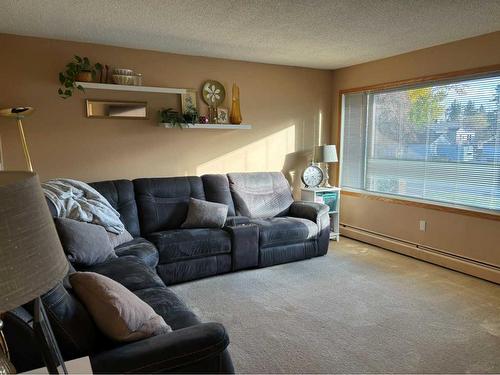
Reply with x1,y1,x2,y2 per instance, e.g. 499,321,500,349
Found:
0,33,332,196
331,32,500,272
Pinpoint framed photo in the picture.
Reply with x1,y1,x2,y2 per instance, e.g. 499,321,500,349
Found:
181,91,197,114
217,107,229,124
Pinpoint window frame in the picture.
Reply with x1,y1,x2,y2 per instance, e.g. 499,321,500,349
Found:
337,64,500,221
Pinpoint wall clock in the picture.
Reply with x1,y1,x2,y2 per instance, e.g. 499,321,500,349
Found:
301,165,324,188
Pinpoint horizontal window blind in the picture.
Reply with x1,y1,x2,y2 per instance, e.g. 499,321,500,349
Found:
340,73,500,213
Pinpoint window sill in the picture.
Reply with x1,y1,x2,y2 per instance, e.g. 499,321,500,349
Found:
341,189,500,222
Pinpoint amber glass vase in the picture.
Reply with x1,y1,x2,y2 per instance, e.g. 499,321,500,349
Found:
230,83,242,124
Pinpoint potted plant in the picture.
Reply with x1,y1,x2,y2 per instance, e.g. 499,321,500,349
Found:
159,108,185,128
159,107,198,128
58,55,102,99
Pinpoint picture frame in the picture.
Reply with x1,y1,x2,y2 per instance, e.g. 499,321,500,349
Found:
181,90,197,114
217,107,229,124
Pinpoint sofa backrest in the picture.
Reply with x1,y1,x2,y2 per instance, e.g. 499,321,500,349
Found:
90,180,141,237
227,172,294,218
201,174,236,216
134,177,206,234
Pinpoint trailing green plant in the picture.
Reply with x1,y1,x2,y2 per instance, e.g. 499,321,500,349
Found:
58,55,103,99
159,107,199,128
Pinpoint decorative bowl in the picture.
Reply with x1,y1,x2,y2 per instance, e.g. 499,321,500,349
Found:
112,74,135,85
113,68,134,76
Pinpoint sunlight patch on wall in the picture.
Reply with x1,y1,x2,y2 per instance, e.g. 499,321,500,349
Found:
196,125,296,175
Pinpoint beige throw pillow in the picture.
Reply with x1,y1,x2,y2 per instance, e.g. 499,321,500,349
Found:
69,272,171,342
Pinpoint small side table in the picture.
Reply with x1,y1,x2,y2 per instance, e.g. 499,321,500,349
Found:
301,187,341,241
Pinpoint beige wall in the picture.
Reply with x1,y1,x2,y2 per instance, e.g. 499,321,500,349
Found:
331,32,500,279
0,33,332,196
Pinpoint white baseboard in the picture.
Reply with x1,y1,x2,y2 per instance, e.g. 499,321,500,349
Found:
340,224,500,284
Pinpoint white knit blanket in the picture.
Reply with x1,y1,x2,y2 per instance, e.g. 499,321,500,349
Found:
42,178,124,234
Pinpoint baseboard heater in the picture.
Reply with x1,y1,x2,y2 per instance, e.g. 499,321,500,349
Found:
340,223,500,285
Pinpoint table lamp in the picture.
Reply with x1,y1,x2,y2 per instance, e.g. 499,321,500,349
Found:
0,107,35,172
0,171,69,374
313,145,338,187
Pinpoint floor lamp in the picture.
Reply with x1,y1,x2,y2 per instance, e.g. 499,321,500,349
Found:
0,172,69,374
0,107,35,172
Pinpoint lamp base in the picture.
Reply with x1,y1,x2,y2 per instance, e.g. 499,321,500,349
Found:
33,298,67,374
321,164,332,188
0,350,15,375
0,319,16,375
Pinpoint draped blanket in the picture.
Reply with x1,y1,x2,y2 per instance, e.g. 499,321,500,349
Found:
42,178,124,234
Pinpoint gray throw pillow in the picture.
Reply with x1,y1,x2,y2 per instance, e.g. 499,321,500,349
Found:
54,218,117,266
181,198,228,229
70,272,171,342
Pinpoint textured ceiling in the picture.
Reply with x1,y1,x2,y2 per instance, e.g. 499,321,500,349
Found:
1,0,499,69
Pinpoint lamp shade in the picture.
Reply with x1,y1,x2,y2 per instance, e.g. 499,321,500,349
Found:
0,107,35,118
0,172,68,312
313,145,338,163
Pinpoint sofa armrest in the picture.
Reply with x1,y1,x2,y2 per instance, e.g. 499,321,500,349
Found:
223,224,259,270
90,322,232,374
3,307,45,373
225,216,250,226
289,201,331,255
289,201,330,230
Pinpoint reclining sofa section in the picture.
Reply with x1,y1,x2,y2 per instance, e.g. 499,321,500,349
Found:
98,171,330,285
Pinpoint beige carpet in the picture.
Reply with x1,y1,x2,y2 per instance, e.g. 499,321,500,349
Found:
171,237,500,373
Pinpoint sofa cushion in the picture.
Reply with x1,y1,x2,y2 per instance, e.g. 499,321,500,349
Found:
85,256,165,292
54,218,117,267
114,237,159,268
181,198,228,229
134,177,206,234
90,180,140,237
70,272,171,342
147,228,231,264
201,174,236,216
133,287,201,330
74,256,201,330
249,216,318,247
227,172,294,218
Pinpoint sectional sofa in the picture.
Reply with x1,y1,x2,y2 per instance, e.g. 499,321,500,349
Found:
4,172,330,373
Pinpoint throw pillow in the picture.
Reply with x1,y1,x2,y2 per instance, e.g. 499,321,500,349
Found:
181,198,228,229
107,229,134,248
69,272,171,342
54,218,117,266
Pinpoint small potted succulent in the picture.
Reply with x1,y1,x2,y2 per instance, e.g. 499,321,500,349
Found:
58,55,102,99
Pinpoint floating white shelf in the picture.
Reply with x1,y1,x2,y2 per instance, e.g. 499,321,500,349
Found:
76,82,188,94
159,123,252,130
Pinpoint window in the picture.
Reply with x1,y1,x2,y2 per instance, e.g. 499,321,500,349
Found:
340,72,500,213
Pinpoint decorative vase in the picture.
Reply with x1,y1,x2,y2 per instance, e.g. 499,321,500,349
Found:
76,71,93,82
230,83,242,124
